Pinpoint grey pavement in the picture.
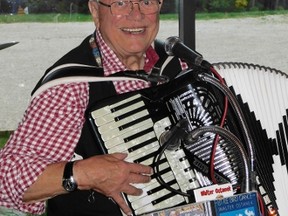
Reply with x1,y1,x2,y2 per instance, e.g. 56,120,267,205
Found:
1,15,288,131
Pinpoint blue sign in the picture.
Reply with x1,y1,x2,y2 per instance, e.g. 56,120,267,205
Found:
214,192,260,216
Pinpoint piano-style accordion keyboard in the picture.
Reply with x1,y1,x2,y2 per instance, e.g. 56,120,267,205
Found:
87,62,287,216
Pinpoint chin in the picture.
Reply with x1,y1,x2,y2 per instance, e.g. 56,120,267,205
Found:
128,47,147,54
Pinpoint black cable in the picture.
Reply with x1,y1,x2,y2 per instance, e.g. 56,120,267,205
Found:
152,138,191,197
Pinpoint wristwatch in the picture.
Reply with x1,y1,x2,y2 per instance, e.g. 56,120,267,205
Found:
62,161,78,192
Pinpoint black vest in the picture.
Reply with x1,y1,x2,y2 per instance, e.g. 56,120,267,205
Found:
36,35,183,216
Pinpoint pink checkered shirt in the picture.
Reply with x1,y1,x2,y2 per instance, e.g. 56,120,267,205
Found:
0,31,162,214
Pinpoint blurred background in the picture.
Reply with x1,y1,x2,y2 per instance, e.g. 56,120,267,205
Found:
0,0,287,15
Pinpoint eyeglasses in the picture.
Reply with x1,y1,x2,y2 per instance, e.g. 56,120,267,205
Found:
98,0,161,16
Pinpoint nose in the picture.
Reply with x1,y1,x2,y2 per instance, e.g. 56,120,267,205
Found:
128,2,143,18
131,2,141,13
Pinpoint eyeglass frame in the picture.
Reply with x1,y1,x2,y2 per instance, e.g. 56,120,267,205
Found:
97,0,162,16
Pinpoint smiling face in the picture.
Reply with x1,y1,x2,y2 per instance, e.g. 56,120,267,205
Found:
89,0,162,63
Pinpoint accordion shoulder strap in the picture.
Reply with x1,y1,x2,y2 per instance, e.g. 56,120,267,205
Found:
31,40,182,99
30,64,145,100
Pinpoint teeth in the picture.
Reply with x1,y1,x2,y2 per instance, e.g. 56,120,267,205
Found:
122,28,144,33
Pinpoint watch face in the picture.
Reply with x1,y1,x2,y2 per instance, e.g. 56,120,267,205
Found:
63,178,77,192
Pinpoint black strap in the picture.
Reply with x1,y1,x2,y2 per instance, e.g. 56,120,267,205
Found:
151,39,167,76
154,39,183,80
109,70,169,83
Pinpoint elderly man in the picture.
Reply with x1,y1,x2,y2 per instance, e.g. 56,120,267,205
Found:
0,0,187,215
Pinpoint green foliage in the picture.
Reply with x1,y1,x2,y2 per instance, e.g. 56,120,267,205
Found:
0,13,93,23
0,131,10,148
2,0,287,15
235,0,248,9
0,10,287,23
27,0,55,13
197,0,288,12
195,10,288,19
26,0,89,14
209,0,235,12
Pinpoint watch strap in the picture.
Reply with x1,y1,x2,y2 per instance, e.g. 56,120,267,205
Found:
63,161,75,179
62,161,78,192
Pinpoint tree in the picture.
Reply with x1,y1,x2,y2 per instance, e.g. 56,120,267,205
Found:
161,0,178,13
209,0,235,11
26,0,88,13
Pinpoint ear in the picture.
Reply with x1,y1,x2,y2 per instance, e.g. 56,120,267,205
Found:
159,0,163,9
88,0,100,28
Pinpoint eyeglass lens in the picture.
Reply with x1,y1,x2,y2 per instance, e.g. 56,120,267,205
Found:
110,0,160,15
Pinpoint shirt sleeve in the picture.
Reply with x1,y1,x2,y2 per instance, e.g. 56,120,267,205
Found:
0,82,89,214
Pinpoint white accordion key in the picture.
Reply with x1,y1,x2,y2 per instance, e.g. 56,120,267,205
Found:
94,101,146,127
131,182,179,210
128,173,175,203
91,94,142,119
97,109,149,133
103,122,153,148
100,119,153,142
108,137,158,157
134,194,185,215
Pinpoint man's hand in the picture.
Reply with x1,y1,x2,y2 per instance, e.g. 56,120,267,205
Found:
74,153,153,215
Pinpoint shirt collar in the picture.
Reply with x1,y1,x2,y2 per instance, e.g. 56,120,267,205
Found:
90,29,159,76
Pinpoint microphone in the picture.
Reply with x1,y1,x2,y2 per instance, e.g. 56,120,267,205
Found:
164,36,209,68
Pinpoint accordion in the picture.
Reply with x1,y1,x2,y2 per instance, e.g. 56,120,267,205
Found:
87,62,287,216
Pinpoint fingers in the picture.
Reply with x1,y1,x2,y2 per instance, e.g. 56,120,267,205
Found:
79,153,153,215
109,152,152,175
112,152,128,160
112,193,133,216
126,161,153,176
128,172,151,185
111,182,145,215
111,153,152,174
